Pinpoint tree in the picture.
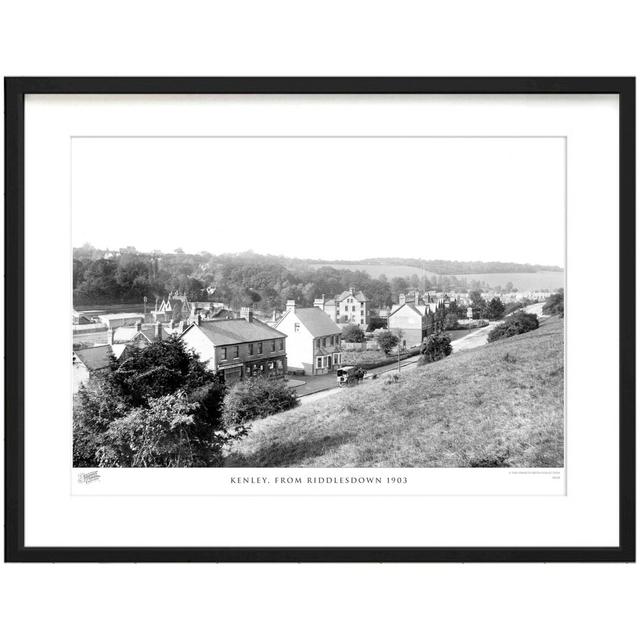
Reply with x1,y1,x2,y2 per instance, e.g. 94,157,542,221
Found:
444,312,459,330
367,316,386,331
543,289,564,317
374,329,399,355
95,393,212,468
73,336,229,467
418,332,452,365
485,297,506,320
469,290,486,317
222,377,299,431
487,312,539,342
342,323,365,343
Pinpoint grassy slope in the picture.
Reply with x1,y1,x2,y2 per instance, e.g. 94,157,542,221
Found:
224,317,564,468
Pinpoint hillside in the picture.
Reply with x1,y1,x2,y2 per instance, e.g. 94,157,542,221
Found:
224,317,564,468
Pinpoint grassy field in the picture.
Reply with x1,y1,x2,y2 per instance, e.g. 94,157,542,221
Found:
224,316,564,468
314,263,439,280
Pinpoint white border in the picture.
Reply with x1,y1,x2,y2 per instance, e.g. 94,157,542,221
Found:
24,94,619,547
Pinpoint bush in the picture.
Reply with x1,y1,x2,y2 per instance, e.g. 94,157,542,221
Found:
73,336,229,467
341,323,365,343
373,328,399,355
543,290,564,317
418,332,452,365
222,377,299,431
487,312,539,342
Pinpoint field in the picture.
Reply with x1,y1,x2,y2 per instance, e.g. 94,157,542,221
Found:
456,271,565,290
224,316,564,468
313,264,564,290
314,263,439,280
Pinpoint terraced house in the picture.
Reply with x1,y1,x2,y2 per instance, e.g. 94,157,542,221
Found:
180,308,287,385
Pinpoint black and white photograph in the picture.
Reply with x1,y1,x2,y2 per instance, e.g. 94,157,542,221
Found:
71,135,565,470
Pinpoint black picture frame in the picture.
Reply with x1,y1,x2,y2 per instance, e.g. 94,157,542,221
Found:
4,77,635,563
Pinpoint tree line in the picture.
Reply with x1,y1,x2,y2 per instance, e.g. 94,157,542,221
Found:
73,245,496,313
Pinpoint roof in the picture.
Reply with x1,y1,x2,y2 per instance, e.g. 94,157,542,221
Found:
184,318,286,347
97,313,145,321
388,303,424,318
74,345,113,371
336,289,369,303
278,307,342,338
112,324,171,344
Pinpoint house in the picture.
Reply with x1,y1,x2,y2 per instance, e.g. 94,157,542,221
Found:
107,320,170,353
387,303,433,347
180,308,287,386
314,287,370,327
73,344,113,393
275,301,342,375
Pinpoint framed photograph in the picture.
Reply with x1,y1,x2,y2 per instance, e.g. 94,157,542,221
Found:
5,77,635,562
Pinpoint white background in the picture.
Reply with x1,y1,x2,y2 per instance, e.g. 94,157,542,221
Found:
1,2,638,639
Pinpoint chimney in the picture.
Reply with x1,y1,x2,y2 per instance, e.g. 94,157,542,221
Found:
286,300,296,313
196,313,202,326
155,321,162,341
272,310,278,322
240,307,254,323
414,291,420,305
399,293,406,306
135,320,142,332
108,327,116,345
349,286,355,295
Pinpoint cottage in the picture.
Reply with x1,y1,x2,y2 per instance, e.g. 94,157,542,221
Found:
107,320,170,354
73,344,113,393
275,301,342,375
314,287,370,327
180,308,287,386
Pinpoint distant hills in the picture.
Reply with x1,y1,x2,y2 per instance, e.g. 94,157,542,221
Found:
304,257,563,275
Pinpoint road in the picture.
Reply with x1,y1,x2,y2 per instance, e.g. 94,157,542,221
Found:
297,302,548,405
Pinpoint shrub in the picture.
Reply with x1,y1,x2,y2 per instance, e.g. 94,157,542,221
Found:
374,328,400,355
418,332,453,365
73,336,229,467
222,376,299,431
341,323,365,343
488,312,539,342
543,290,564,317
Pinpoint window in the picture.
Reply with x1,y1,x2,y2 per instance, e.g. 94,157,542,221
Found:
316,338,321,348
249,343,254,355
233,345,239,358
330,336,334,346
294,323,300,332
221,347,227,360
258,342,263,354
322,337,327,347
352,305,356,312
271,340,276,352
279,339,284,350
316,357,323,369
361,310,364,316
333,353,339,364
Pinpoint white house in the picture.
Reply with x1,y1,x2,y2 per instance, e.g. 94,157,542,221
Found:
275,301,342,375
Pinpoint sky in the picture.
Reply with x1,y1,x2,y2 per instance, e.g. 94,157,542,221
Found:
72,136,565,267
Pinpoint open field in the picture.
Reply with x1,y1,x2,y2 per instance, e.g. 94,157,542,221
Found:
314,263,439,280
457,270,564,290
224,316,564,468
